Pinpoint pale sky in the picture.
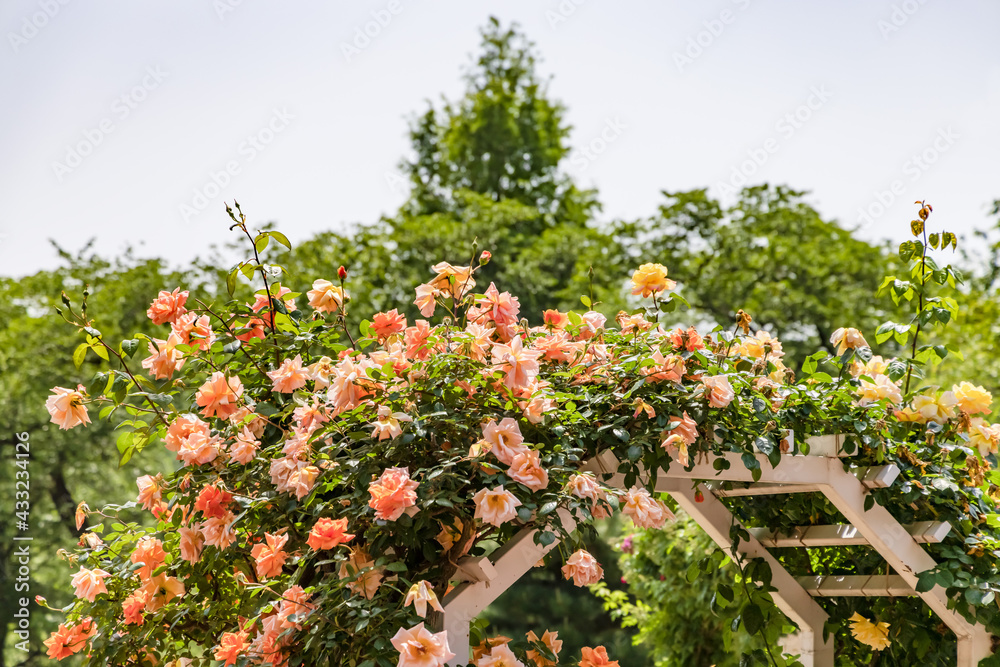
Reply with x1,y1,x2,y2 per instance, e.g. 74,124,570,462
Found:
2,0,998,278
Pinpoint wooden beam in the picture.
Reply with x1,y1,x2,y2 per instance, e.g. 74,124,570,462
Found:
751,521,951,547
795,575,915,597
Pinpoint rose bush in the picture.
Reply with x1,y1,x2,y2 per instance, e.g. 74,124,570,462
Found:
41,203,1000,666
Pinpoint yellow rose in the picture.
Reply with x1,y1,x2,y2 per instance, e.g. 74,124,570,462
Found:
630,263,676,298
953,381,992,415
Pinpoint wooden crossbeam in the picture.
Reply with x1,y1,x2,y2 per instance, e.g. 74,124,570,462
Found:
795,574,916,597
703,465,899,497
750,521,952,548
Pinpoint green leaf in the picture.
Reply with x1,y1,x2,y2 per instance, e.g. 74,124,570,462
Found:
120,338,140,358
915,570,936,593
810,372,833,383
539,501,558,516
254,233,270,253
742,603,764,635
580,295,592,308
73,343,88,369
269,231,292,250
226,269,238,297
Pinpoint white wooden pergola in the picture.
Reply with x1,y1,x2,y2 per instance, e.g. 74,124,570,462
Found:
441,436,994,666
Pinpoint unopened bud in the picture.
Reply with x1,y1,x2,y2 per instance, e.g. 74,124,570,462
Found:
479,251,492,266
338,266,348,280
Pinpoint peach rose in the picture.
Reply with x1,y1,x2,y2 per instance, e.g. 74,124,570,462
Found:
229,426,260,465
130,536,166,580
199,512,237,550
429,261,476,299
214,630,251,667
140,573,185,611
178,526,205,563
164,414,210,453
580,646,620,667
968,418,1000,456
371,405,413,441
170,312,216,352
141,334,186,379
526,630,562,667
251,532,289,579
46,386,90,430
954,381,993,415
507,449,549,492
306,517,355,550
391,622,455,667
307,279,344,314
43,618,96,661
267,354,310,393
371,308,407,338
702,375,735,408
491,336,541,390
473,486,522,527
630,263,676,298
146,288,189,325
476,642,525,667
368,467,419,521
135,474,162,512
71,567,110,602
339,548,384,600
561,549,604,587
482,418,528,465
622,487,672,529
830,327,868,355
195,372,244,420
404,580,445,618
194,484,233,518
122,590,149,625
912,390,958,424
856,374,902,406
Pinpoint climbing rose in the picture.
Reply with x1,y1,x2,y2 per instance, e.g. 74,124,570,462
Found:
45,386,90,430
473,486,522,527
371,405,412,441
229,426,260,464
135,474,162,511
954,381,993,415
663,411,698,447
561,549,603,587
194,484,233,518
122,591,148,625
912,390,958,424
170,312,216,352
856,374,902,406
702,375,735,408
71,567,110,602
371,308,407,338
391,622,455,667
491,336,541,390
404,580,444,618
307,279,344,314
146,287,188,325
339,548,384,600
968,418,1000,456
140,573,185,611
507,449,549,491
428,261,476,299
830,327,868,354
476,642,526,667
622,487,672,529
630,263,676,298
306,517,355,550
179,526,205,563
368,467,419,521
195,372,244,420
267,354,310,393
43,618,95,660
848,612,891,651
525,630,562,667
481,418,528,465
130,536,166,580
251,532,290,579
214,630,251,667
579,646,620,667
141,334,186,379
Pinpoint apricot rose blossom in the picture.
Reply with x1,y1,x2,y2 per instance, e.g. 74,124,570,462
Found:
473,486,522,527
306,517,355,550
561,549,604,587
195,372,244,420
391,623,455,667
46,386,90,430
368,467,419,521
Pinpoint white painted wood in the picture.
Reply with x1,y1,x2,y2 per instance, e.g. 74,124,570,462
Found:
751,522,951,547
453,556,498,584
661,479,834,667
441,508,575,666
794,574,915,597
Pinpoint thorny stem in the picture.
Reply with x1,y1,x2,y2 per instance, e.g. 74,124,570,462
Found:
195,298,268,377
904,217,930,395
